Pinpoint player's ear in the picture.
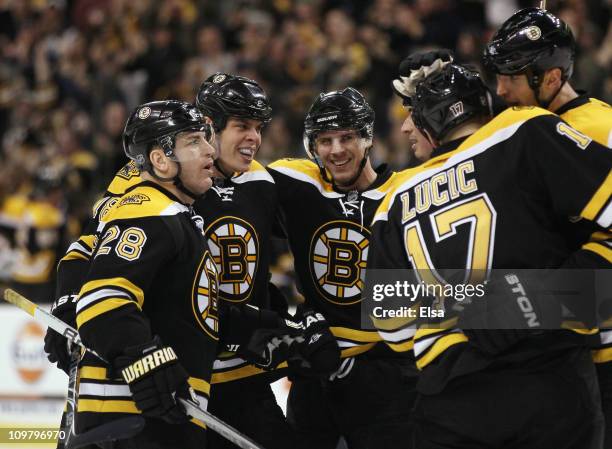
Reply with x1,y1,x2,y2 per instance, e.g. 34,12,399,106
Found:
543,68,563,88
149,146,171,175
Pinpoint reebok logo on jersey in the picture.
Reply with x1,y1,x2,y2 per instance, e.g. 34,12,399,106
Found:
309,333,322,345
118,194,150,207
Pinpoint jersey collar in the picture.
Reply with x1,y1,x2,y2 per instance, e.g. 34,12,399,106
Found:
555,90,590,116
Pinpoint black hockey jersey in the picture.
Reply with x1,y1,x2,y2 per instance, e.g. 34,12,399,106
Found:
193,160,281,383
57,161,142,299
268,158,408,358
368,107,612,389
556,94,612,363
75,181,219,438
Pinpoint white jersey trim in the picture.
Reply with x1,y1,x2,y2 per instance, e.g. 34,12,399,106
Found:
232,170,275,184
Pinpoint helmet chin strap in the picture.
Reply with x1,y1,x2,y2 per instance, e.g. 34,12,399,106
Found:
526,69,567,110
336,145,372,190
316,144,372,191
148,161,201,201
213,158,234,180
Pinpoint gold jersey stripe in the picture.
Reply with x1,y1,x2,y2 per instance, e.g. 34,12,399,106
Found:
593,347,612,364
61,251,90,262
416,333,468,370
80,277,145,308
341,343,377,358
78,399,140,414
384,340,414,352
80,366,108,380
188,377,211,395
583,241,612,263
211,362,288,384
76,297,134,328
580,169,612,221
331,327,383,343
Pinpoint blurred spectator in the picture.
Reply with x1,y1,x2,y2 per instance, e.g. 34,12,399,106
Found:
0,0,609,300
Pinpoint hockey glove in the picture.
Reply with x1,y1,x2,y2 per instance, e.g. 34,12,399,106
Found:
459,272,561,355
243,328,299,370
291,309,341,376
114,337,191,424
44,294,79,374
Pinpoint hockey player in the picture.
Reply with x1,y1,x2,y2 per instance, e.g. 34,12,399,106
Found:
45,160,142,376
392,50,453,165
267,87,417,449
75,100,219,448
193,73,301,449
483,8,612,444
368,63,611,448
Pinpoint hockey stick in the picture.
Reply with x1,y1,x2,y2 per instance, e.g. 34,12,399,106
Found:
61,347,81,448
3,289,265,449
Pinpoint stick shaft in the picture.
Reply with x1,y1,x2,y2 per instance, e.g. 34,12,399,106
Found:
3,289,265,449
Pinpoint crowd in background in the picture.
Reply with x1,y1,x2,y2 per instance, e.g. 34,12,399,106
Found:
0,0,610,301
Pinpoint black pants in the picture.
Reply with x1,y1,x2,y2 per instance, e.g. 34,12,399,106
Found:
413,347,604,449
597,362,612,449
111,418,207,449
287,357,418,449
206,377,296,449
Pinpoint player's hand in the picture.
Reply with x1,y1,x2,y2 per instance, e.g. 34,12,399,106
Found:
292,309,341,376
459,272,561,355
44,294,78,374
393,49,454,104
243,328,298,370
114,337,191,424
397,49,454,76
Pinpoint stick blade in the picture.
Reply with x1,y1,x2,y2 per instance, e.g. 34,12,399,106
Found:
67,416,146,449
3,289,37,316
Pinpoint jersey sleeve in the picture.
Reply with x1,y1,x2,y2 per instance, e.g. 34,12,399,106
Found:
367,195,419,352
76,216,176,361
522,115,612,228
522,115,612,269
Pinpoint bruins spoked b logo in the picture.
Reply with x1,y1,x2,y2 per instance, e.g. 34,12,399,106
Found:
192,251,219,339
205,216,259,303
310,220,369,305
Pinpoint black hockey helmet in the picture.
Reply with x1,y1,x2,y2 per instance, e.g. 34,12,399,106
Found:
483,7,575,88
123,100,211,172
195,73,272,132
303,87,374,160
412,64,492,142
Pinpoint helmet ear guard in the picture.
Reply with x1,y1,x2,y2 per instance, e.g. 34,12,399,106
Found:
412,64,492,143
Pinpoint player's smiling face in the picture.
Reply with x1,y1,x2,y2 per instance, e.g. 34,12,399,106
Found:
401,110,433,162
174,130,216,195
217,117,263,174
315,129,367,186
495,74,538,107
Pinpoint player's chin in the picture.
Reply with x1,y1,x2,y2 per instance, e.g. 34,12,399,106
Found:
194,177,213,194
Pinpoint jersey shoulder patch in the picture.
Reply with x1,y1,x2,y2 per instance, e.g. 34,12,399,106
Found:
99,185,188,226
107,162,143,196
